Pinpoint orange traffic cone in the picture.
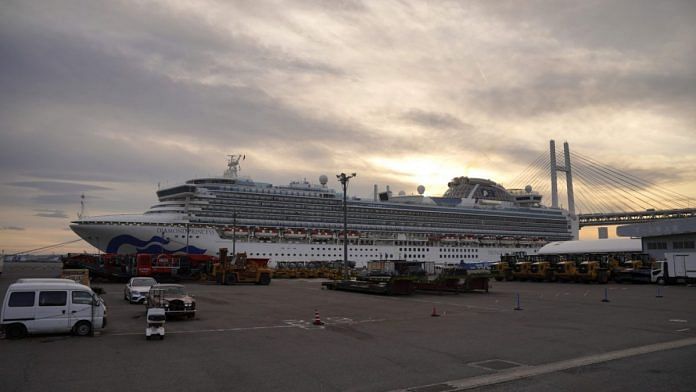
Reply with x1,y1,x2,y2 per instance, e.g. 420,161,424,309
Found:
431,306,440,317
313,309,324,325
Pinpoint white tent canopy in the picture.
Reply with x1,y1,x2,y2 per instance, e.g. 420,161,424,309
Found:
538,238,642,255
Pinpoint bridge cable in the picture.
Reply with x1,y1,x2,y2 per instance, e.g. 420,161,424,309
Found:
510,154,549,191
572,153,677,209
571,163,638,212
573,151,692,209
509,151,547,187
572,154,678,210
573,163,647,212
573,150,693,202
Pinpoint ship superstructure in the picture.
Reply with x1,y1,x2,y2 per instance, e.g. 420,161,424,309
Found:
70,155,574,266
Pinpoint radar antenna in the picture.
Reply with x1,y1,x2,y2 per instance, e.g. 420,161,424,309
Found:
224,154,245,179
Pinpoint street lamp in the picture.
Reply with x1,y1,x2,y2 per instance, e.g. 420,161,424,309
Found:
336,172,356,280
232,211,237,256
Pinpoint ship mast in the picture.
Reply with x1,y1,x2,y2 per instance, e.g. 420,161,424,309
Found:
224,154,245,179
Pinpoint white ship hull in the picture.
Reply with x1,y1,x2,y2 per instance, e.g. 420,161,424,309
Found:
71,220,540,268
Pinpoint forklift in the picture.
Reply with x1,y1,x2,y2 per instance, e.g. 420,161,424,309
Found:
208,248,272,285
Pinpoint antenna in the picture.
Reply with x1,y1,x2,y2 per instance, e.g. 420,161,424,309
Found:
77,194,85,219
224,154,244,179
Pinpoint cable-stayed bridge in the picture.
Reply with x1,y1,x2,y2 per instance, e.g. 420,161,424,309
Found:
510,141,696,228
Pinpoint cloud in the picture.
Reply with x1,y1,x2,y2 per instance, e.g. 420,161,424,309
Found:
34,209,69,219
0,0,694,238
400,109,472,130
0,226,25,231
7,181,110,193
31,194,92,206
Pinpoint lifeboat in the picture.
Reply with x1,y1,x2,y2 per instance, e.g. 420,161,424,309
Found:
254,227,279,239
500,236,517,246
223,226,249,237
518,237,534,246
310,229,334,240
428,235,442,242
338,230,360,240
479,235,497,245
284,228,307,239
461,235,478,244
440,235,459,243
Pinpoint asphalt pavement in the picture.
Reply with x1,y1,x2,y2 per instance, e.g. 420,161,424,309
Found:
1,262,695,392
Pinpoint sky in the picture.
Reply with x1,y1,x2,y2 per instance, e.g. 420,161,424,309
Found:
1,0,695,254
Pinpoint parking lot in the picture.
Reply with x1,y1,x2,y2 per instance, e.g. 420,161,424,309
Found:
2,262,696,392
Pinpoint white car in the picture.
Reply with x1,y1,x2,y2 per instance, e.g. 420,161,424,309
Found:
124,277,158,304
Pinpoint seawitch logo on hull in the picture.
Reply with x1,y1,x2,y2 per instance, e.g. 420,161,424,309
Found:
106,235,207,254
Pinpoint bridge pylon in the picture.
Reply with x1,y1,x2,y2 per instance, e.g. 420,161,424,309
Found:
550,140,576,217
550,140,579,239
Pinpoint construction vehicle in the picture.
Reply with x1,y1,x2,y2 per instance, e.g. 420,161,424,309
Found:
416,262,490,293
613,253,655,283
272,262,294,279
554,260,579,282
208,248,272,285
529,261,555,282
512,261,533,281
490,255,515,281
576,261,609,283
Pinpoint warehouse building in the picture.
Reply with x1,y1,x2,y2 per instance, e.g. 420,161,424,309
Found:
616,217,696,260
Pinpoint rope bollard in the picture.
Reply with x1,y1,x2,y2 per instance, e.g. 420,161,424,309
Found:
601,287,610,303
514,293,522,310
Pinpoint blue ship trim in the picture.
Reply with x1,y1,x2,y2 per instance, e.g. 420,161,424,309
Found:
106,235,206,254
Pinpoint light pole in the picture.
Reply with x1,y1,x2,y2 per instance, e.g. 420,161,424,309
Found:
232,211,237,256
336,172,356,280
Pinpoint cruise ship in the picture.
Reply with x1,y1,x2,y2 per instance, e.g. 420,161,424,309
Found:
70,155,576,267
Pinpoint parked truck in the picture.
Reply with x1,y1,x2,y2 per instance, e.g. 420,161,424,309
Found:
652,252,696,285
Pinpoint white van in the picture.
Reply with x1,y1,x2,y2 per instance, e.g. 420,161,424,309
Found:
1,279,107,339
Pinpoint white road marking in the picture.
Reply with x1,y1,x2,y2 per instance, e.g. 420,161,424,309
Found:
106,316,386,336
407,298,503,312
109,324,295,336
669,319,688,323
676,328,691,332
468,359,526,371
393,337,696,392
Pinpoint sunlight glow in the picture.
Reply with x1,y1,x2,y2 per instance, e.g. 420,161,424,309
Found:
367,156,495,195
